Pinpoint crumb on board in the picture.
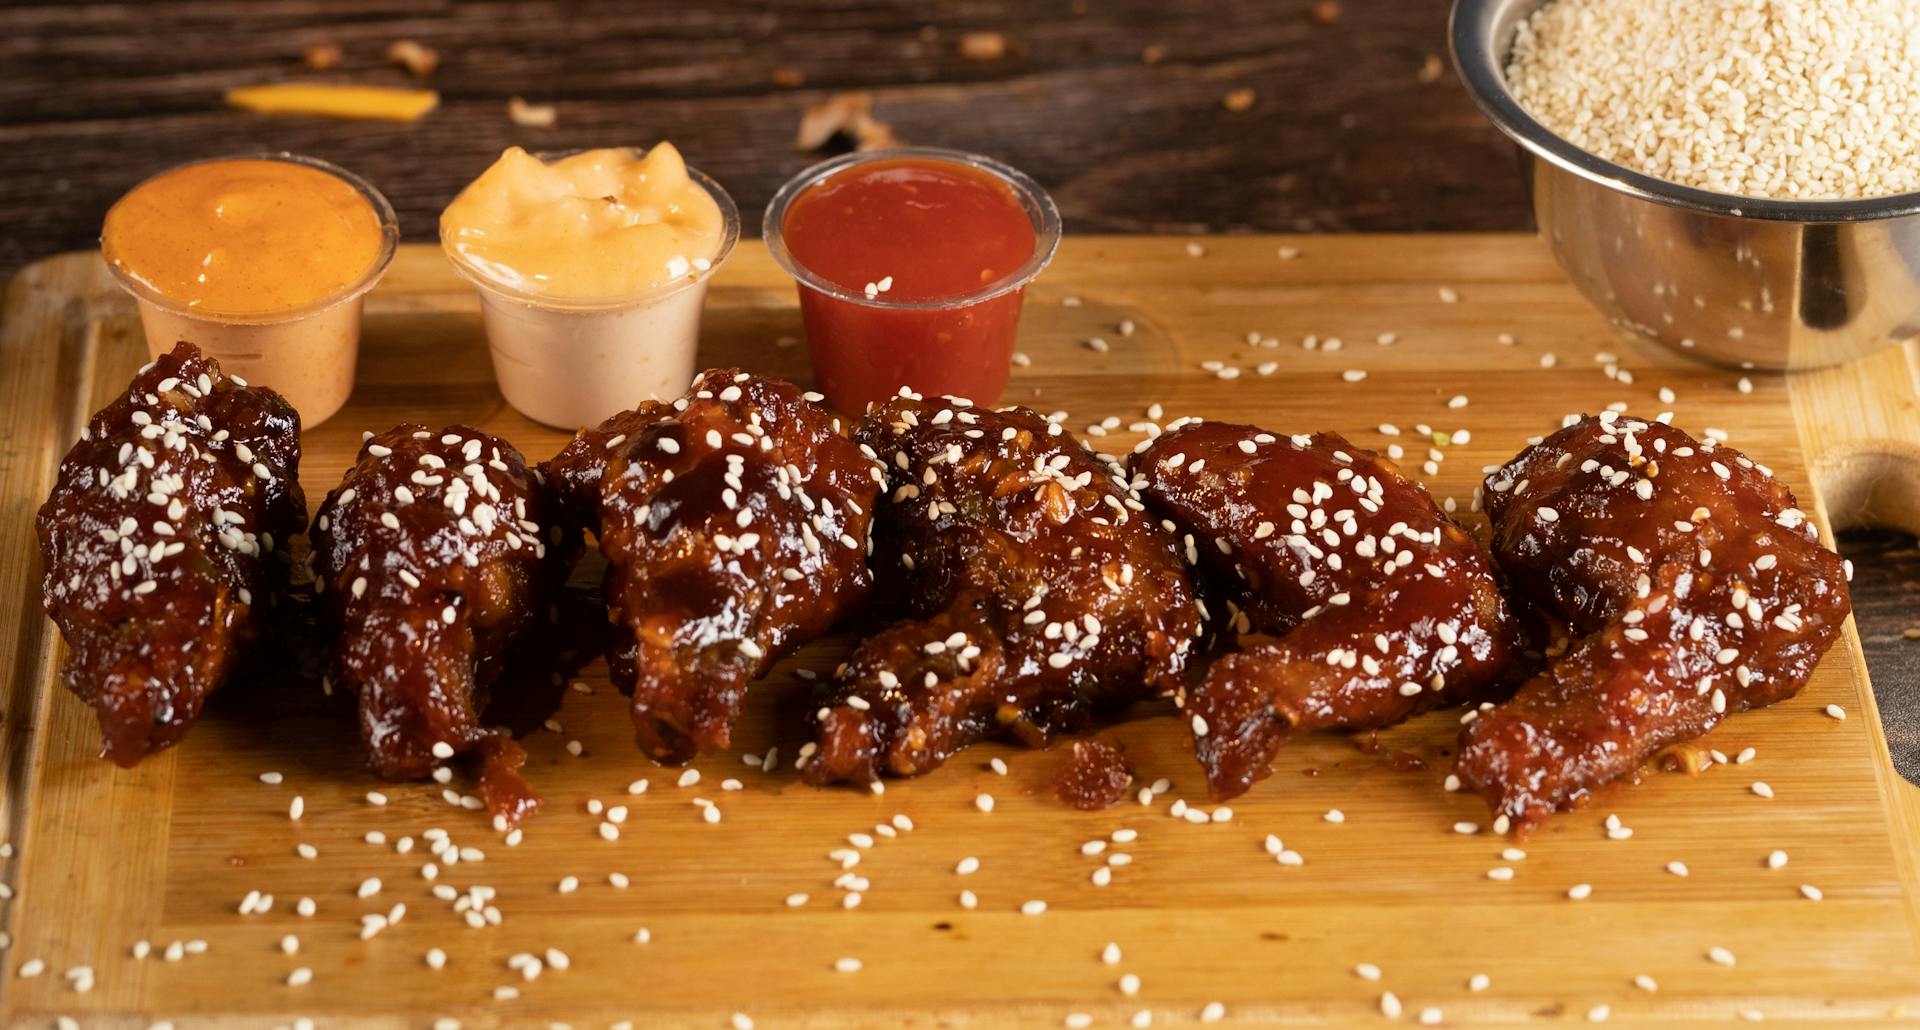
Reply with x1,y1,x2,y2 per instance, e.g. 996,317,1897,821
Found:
507,96,557,128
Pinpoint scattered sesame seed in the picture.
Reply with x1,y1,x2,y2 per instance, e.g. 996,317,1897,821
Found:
1567,883,1592,900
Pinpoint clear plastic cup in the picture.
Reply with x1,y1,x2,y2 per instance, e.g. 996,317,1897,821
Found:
763,147,1062,413
441,159,740,430
101,153,399,428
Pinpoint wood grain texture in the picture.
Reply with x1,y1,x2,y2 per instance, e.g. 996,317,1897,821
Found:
0,0,1511,272
0,238,1916,1026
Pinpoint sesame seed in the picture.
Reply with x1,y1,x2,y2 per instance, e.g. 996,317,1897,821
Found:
1355,963,1382,981
1708,946,1737,967
975,793,995,813
1323,808,1345,823
1469,973,1491,992
1634,974,1659,992
1020,900,1048,915
1768,850,1789,869
1751,781,1775,799
1567,883,1592,899
1201,1001,1226,1023
1381,991,1404,1018
1800,884,1824,901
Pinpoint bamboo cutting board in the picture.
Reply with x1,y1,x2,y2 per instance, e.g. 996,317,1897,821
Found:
2,237,1918,1028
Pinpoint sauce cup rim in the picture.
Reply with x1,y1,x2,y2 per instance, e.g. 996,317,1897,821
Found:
762,146,1064,310
100,151,402,325
439,148,742,313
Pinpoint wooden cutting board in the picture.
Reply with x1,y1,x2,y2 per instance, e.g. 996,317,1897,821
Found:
2,238,1917,1028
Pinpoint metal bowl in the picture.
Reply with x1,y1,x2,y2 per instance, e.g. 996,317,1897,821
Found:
1450,0,1920,371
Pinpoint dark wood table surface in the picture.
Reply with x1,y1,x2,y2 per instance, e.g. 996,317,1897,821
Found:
3,0,1914,776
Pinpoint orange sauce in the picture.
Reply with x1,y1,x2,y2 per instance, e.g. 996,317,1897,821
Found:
102,158,384,318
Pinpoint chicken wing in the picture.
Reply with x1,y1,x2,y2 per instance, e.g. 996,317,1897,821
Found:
1457,413,1852,832
802,395,1204,786
1131,420,1519,801
310,424,567,825
542,369,884,763
37,342,306,765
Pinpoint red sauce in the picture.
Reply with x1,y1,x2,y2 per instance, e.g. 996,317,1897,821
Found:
780,157,1041,412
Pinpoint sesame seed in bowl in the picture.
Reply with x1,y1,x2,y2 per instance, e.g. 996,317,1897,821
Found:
1451,0,1920,371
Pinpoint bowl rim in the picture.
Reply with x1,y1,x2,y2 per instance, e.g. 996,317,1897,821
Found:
1449,0,1920,224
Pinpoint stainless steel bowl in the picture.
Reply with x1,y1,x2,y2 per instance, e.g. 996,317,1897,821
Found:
1451,0,1920,371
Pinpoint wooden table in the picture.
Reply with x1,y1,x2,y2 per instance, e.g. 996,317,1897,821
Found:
1,0,1913,779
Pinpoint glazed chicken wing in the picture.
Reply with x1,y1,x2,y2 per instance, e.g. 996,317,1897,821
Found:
1457,413,1852,832
802,395,1204,786
543,369,884,763
37,342,305,765
1131,420,1519,801
311,424,566,825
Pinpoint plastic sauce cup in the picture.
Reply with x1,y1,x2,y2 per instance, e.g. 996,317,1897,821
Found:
101,154,399,428
441,161,740,431
763,148,1062,414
